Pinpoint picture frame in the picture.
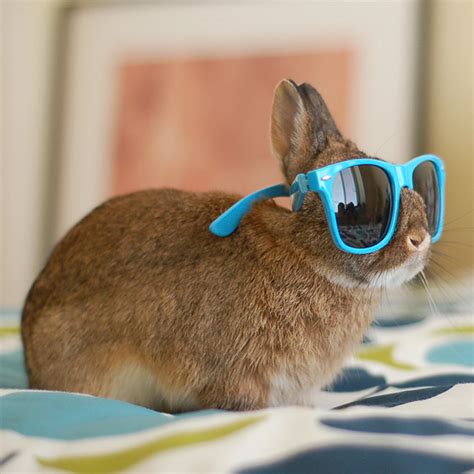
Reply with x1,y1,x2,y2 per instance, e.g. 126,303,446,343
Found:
54,1,422,241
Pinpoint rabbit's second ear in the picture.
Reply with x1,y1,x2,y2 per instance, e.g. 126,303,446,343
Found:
270,79,342,184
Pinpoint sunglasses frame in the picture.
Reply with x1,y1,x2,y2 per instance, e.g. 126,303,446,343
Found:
209,154,445,255
290,154,445,254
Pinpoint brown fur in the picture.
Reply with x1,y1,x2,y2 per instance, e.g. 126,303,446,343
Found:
22,80,431,411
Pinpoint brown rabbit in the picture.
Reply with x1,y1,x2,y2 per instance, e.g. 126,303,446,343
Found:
22,80,431,412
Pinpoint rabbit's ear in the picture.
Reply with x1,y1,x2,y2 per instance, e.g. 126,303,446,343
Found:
270,79,342,183
270,79,303,164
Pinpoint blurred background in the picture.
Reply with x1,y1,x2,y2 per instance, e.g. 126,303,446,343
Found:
1,0,472,310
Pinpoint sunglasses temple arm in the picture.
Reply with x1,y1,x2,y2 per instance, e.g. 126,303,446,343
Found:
209,183,290,237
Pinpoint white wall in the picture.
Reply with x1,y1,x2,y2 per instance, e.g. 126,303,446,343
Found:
1,0,64,308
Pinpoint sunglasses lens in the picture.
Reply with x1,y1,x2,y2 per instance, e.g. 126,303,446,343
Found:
413,161,439,235
332,165,392,248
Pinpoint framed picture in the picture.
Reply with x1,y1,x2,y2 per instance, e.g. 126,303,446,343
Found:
54,1,422,241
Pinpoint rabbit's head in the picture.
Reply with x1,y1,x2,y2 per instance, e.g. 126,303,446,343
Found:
271,79,431,289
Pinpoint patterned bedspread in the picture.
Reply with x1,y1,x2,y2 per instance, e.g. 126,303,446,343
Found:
1,296,473,473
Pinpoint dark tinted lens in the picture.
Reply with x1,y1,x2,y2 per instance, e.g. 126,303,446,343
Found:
332,165,392,248
413,161,439,235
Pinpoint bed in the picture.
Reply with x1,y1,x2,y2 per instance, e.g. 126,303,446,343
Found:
1,289,473,473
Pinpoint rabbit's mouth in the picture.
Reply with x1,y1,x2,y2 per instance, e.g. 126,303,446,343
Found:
358,244,432,289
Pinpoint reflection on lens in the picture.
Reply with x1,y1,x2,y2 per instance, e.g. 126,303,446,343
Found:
332,165,392,248
413,161,439,235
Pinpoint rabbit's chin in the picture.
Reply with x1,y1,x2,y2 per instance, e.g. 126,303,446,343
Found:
323,255,428,290
360,260,426,290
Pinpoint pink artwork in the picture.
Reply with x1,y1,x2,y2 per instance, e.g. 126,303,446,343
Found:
112,51,353,197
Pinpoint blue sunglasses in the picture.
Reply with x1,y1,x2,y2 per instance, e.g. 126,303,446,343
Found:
210,154,445,254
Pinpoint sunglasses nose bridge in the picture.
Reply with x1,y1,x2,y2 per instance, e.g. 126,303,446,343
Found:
396,165,413,189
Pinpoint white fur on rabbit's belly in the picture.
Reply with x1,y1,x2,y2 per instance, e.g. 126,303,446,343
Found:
107,362,199,411
268,371,328,407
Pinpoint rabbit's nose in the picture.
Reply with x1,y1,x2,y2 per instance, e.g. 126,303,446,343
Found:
406,230,430,252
